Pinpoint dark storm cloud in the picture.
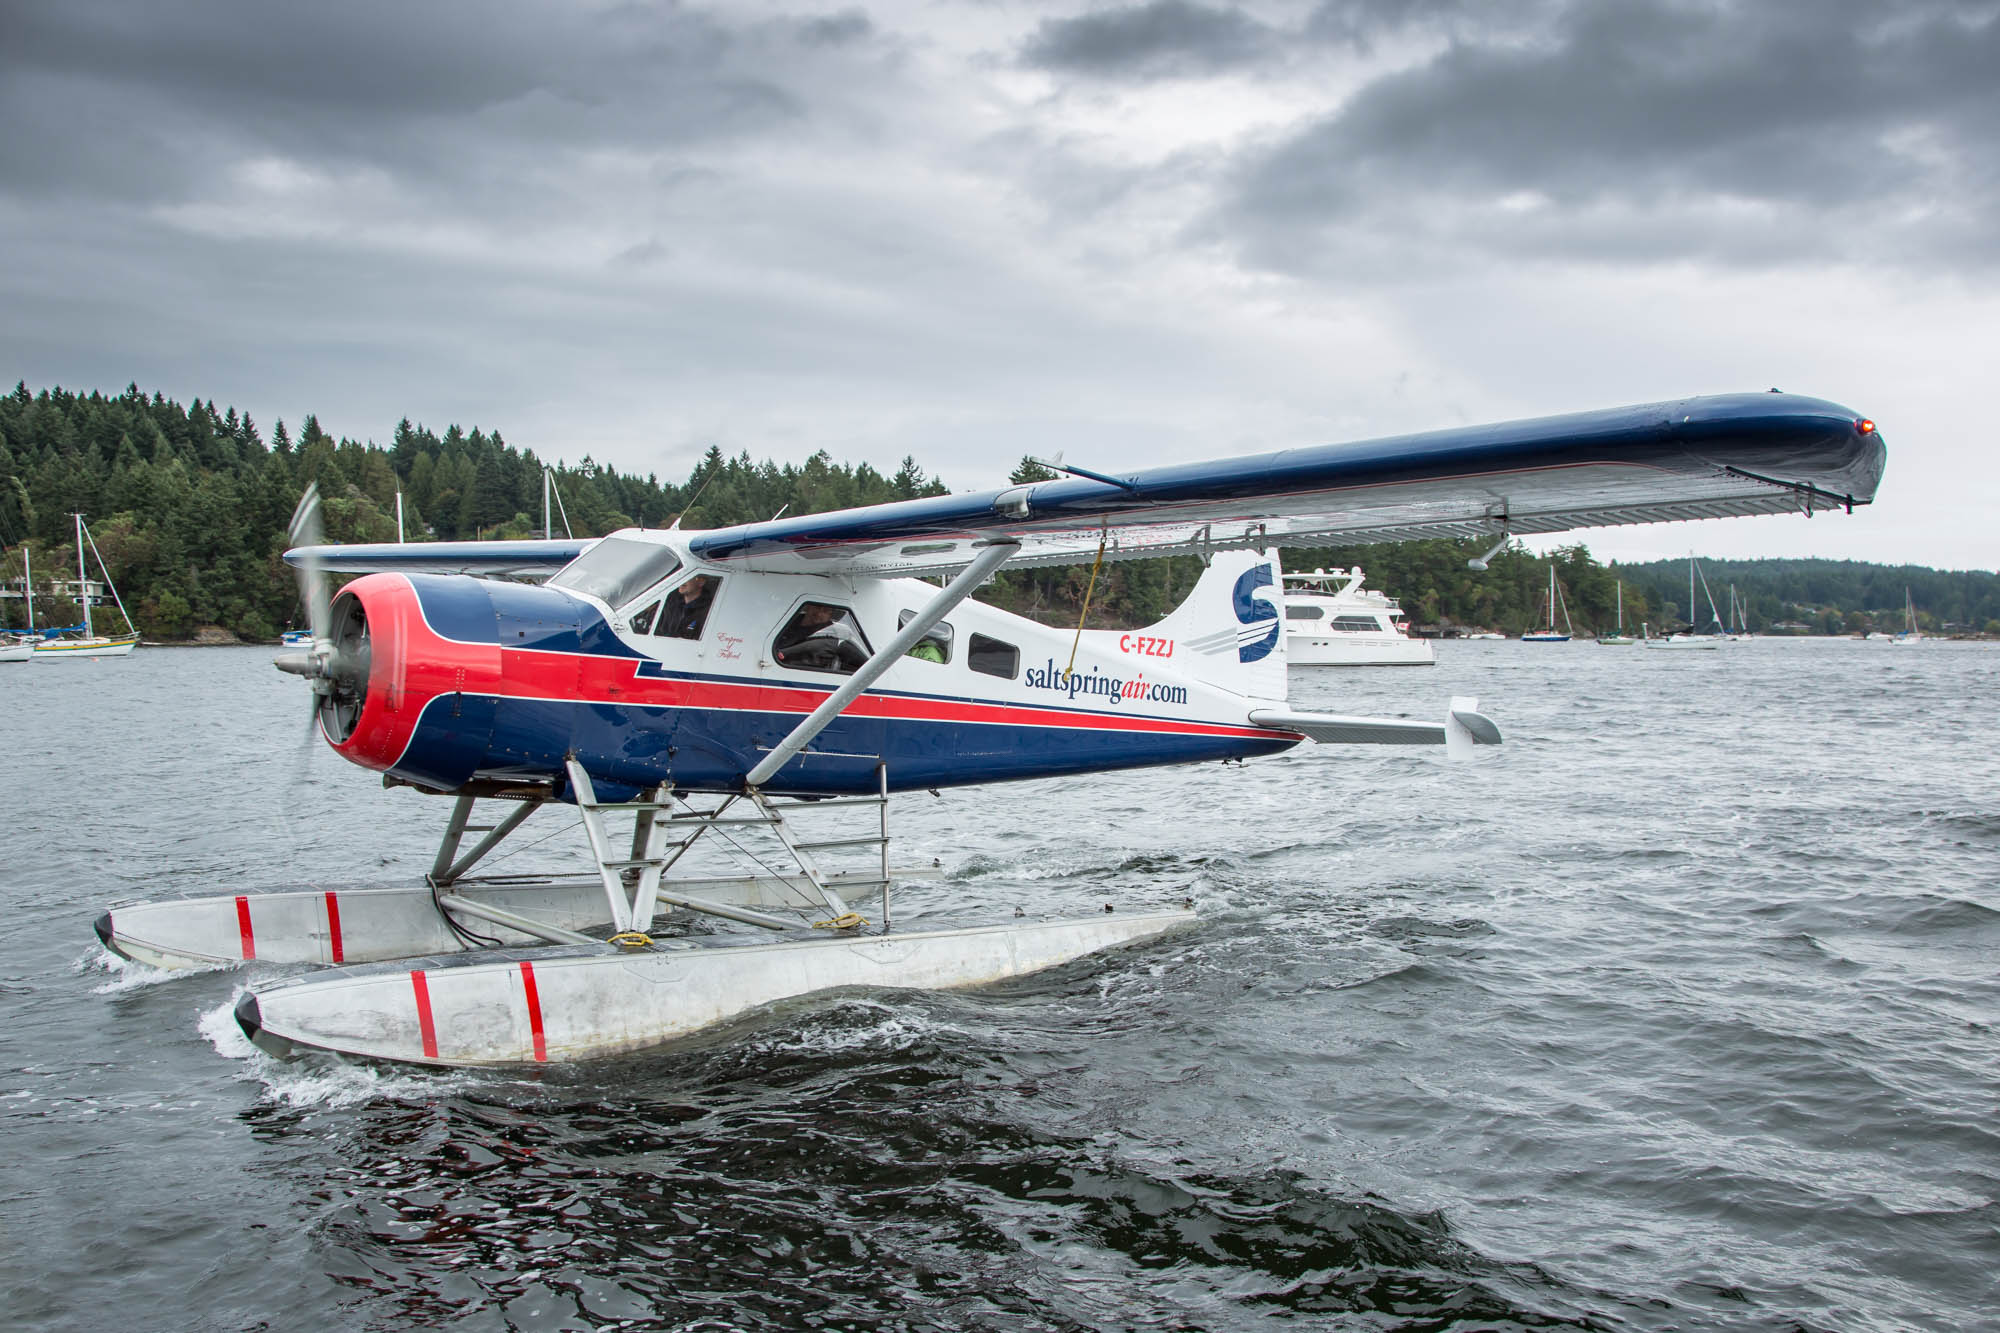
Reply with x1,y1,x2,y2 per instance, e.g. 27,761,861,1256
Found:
1020,1,1278,78
1300,0,1558,49
0,1,881,208
1226,0,2000,270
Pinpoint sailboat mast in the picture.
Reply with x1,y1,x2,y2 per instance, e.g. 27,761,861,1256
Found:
1688,554,1694,635
75,513,91,639
23,543,32,632
543,469,552,541
396,491,405,543
1616,579,1623,631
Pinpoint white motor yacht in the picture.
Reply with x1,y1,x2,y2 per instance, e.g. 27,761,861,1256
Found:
1282,568,1435,666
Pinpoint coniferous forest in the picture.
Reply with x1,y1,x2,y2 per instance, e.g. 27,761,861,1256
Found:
2,383,1995,641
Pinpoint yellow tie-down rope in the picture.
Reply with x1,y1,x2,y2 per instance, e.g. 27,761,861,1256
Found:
1064,521,1110,682
813,913,867,931
609,931,654,949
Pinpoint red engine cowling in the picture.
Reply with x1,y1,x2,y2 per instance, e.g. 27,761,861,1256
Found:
318,573,504,786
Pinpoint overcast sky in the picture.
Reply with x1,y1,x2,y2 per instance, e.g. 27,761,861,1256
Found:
4,0,1995,567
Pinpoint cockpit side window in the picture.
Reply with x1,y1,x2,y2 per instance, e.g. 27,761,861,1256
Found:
653,575,720,641
897,609,952,664
772,602,872,674
629,600,661,635
547,536,682,610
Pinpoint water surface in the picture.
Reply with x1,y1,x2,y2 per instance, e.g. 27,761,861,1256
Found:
3,640,1995,1330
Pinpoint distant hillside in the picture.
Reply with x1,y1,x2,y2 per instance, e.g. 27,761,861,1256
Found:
1614,556,2000,636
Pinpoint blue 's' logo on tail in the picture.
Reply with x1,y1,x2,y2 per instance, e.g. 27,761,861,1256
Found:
1232,565,1279,662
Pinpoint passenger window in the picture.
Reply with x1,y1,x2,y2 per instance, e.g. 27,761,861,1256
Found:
968,633,1018,679
1285,605,1323,621
773,601,873,674
653,574,720,640
628,600,661,635
897,609,953,664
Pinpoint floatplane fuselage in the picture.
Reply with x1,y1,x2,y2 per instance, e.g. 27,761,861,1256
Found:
316,541,1300,804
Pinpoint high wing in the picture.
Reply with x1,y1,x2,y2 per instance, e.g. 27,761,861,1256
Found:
687,392,1884,577
283,537,594,576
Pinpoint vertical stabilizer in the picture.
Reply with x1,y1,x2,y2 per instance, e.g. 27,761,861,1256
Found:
1143,550,1287,705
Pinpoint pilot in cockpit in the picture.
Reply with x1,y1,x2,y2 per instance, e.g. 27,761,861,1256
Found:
657,575,716,639
774,602,869,672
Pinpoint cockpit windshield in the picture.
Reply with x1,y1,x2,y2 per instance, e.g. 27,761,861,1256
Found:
546,537,682,609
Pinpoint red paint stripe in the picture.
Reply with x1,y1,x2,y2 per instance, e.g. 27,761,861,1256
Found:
235,895,256,961
324,891,344,964
519,960,547,1063
411,970,438,1059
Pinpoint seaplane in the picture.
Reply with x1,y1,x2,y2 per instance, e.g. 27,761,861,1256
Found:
93,392,1884,1066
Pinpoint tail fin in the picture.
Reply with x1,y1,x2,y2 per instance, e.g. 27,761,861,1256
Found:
1145,550,1287,704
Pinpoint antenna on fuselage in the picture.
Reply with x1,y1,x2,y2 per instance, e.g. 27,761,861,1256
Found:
673,457,722,529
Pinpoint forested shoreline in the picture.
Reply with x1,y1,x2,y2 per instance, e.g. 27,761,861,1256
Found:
3,383,1993,640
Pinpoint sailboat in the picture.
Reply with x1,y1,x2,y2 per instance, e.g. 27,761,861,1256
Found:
1642,554,1727,651
1521,565,1573,642
1893,588,1924,644
34,515,140,658
1,544,36,662
1599,579,1636,645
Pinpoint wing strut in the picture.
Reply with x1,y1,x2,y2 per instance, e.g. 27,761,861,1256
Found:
745,538,1021,788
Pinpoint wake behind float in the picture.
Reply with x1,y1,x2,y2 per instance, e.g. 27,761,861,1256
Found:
94,392,1885,1065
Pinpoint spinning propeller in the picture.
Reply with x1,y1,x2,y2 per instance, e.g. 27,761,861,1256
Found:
273,483,371,741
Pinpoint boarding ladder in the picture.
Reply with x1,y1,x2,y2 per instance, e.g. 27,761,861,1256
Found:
565,757,894,938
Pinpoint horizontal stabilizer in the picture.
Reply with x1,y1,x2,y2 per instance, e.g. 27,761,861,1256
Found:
1252,696,1501,751
283,538,593,576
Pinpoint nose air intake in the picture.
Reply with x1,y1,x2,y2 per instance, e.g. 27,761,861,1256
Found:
317,593,371,742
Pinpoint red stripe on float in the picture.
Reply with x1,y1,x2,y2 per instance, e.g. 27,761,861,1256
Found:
519,960,547,1063
324,891,344,964
411,970,438,1059
235,895,256,960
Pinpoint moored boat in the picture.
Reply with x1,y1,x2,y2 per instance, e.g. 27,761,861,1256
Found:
1521,565,1573,642
1282,568,1434,665
1641,554,1728,651
1599,579,1636,645
33,515,140,660
1893,588,1924,644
